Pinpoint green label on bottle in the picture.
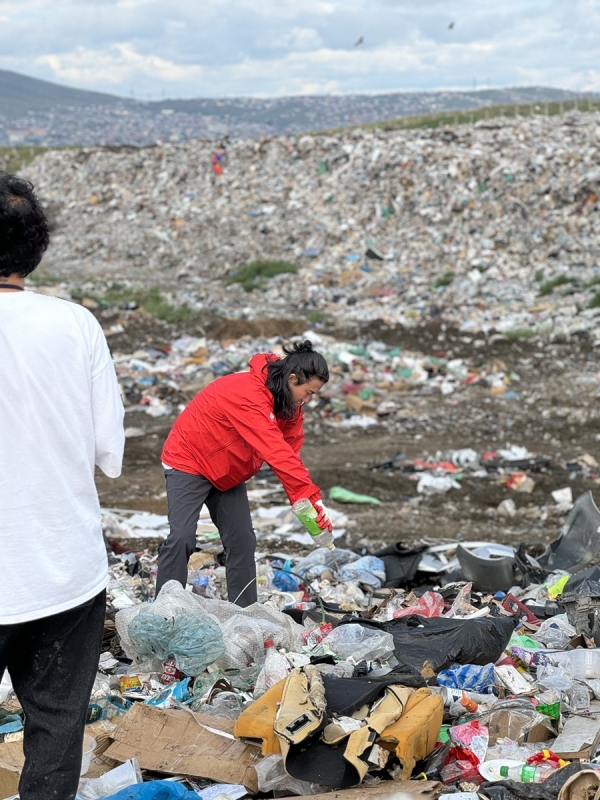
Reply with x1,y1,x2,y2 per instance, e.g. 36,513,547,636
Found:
521,765,537,783
296,509,322,537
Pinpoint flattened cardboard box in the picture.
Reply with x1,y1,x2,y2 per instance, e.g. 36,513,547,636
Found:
552,715,600,760
0,741,22,798
105,703,260,792
276,782,442,800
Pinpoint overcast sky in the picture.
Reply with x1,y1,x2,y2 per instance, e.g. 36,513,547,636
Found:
0,0,597,99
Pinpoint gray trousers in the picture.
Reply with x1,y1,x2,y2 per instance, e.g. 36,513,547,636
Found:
155,469,257,607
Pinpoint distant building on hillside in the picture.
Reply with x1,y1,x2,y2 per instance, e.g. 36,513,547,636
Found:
6,127,47,145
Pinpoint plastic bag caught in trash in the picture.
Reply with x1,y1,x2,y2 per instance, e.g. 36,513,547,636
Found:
255,754,326,795
101,780,199,799
537,661,575,693
533,615,576,649
393,591,445,619
417,473,461,495
321,624,395,663
442,721,489,784
445,583,482,618
339,556,386,589
328,486,382,505
438,663,497,693
146,678,192,709
197,692,245,720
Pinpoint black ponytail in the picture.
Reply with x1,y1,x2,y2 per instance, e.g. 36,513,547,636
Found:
266,340,329,420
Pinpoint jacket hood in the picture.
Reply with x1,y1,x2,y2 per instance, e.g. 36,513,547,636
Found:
249,352,279,384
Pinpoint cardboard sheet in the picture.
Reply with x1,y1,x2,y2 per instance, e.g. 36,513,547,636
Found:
104,703,261,792
0,741,23,799
276,781,442,799
552,715,600,760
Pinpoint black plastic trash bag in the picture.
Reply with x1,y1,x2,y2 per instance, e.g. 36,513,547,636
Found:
373,542,428,588
338,614,516,672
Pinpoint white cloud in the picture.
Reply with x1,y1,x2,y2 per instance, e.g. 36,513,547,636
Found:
0,0,598,97
37,44,202,85
281,27,324,51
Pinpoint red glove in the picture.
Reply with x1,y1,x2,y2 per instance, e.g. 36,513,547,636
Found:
314,500,333,533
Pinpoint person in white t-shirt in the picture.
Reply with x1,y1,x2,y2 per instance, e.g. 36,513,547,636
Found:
0,172,125,800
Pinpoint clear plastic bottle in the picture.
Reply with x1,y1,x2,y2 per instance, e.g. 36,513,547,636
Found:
499,764,556,783
292,499,334,549
262,640,290,689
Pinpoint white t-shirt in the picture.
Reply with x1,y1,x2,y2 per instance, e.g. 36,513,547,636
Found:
0,290,125,624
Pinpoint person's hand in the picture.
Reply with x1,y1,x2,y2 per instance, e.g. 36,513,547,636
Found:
314,500,333,533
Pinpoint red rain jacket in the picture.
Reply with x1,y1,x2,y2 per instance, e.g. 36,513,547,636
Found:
161,353,321,505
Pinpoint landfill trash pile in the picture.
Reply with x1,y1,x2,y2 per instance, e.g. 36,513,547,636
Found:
108,330,523,421
6,512,600,800
371,446,600,501
94,319,600,554
7,110,600,800
22,110,600,340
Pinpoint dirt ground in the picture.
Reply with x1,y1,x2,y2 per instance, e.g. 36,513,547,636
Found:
95,312,600,554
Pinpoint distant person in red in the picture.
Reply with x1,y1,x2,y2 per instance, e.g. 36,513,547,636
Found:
156,342,333,606
211,152,223,176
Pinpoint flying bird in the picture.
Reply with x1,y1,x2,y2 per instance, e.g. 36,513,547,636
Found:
354,36,364,47
448,21,455,29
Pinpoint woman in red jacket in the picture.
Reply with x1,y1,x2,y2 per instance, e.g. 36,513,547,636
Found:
156,341,332,606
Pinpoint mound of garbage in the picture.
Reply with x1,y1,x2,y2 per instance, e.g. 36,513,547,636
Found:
23,110,600,338
4,494,600,799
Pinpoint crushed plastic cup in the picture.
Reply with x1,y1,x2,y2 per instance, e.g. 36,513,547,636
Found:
78,758,143,799
80,734,96,776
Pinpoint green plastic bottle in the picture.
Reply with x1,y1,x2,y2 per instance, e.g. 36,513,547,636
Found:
292,499,334,549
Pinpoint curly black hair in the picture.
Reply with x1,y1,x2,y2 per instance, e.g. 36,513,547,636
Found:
0,172,50,278
265,340,329,420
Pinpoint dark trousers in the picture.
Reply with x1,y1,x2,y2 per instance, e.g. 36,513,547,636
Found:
156,469,257,607
0,591,106,800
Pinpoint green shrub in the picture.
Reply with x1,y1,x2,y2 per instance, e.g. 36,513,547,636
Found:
504,328,538,339
306,310,333,325
588,291,600,309
226,259,297,292
539,274,571,295
138,287,192,322
433,270,455,289
100,285,192,322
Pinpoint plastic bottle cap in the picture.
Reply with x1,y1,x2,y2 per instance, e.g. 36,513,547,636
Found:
499,766,509,777
264,640,274,648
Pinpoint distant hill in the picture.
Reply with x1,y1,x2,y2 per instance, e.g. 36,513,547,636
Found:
0,69,593,147
0,69,129,117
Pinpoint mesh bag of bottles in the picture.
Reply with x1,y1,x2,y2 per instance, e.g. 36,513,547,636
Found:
215,615,266,670
115,580,204,661
191,589,304,652
128,610,225,675
116,580,303,668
